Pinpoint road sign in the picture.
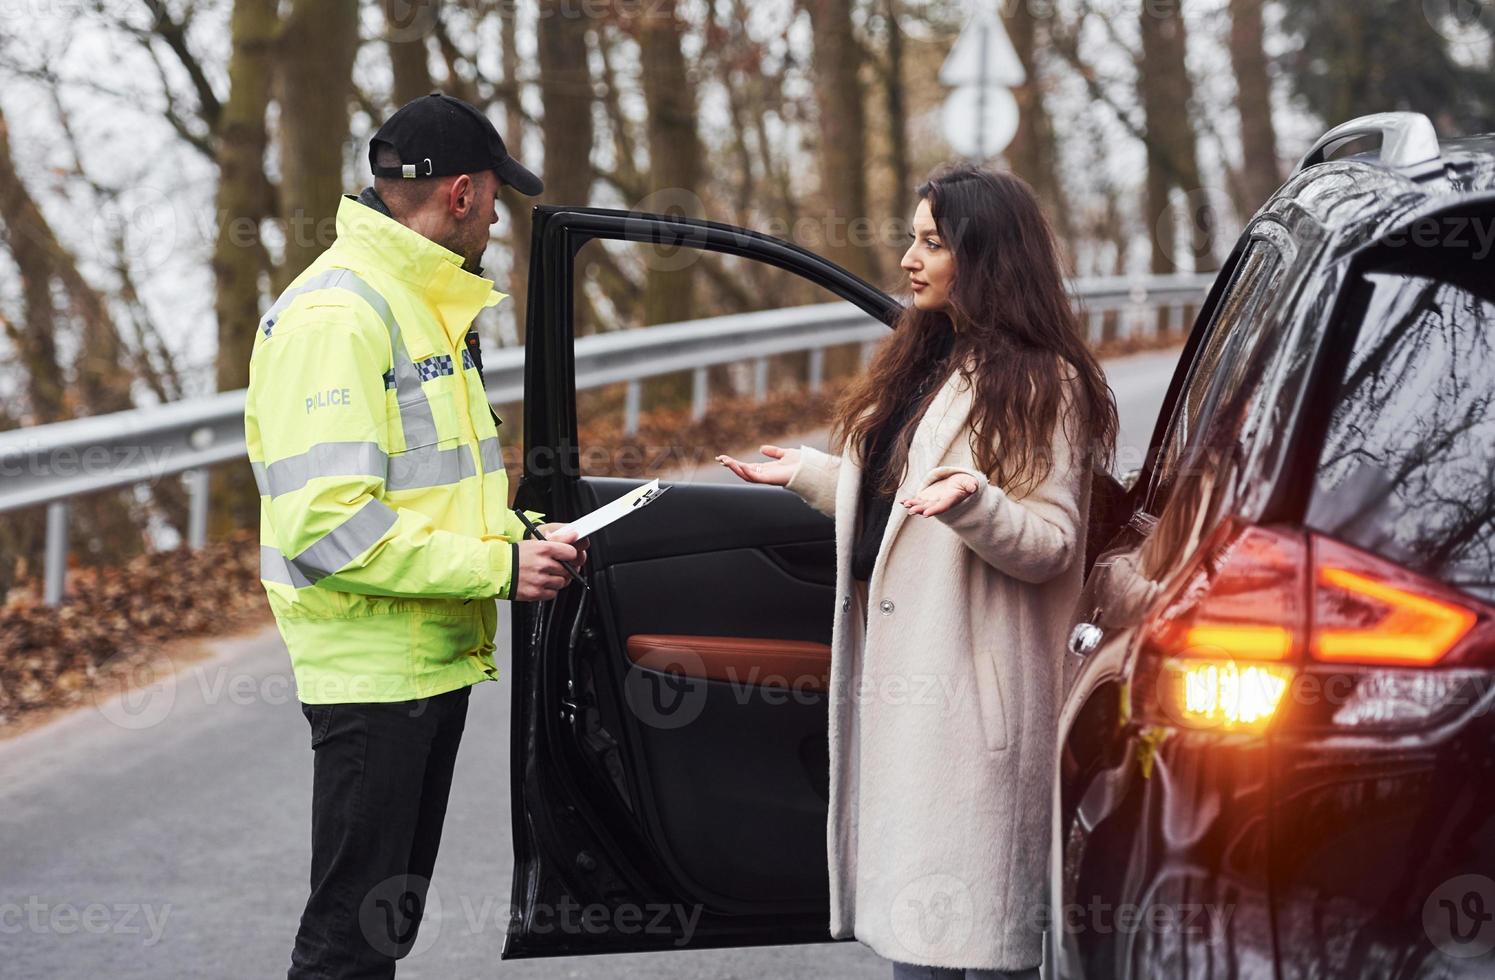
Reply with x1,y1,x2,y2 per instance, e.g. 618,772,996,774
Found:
941,86,1020,161
940,8,1026,88
940,8,1026,160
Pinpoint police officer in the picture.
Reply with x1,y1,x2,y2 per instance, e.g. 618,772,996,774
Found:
244,92,587,978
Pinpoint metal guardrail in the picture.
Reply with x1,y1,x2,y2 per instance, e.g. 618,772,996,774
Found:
0,272,1212,604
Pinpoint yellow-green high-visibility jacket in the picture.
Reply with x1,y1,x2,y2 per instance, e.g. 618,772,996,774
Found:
244,194,542,704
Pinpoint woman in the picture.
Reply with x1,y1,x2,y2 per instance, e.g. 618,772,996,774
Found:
717,165,1117,979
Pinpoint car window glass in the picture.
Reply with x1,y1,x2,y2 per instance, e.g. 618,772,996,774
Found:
1305,262,1495,601
1232,269,1334,519
1150,237,1290,511
569,238,879,478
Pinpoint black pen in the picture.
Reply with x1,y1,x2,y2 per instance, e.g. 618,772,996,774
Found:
511,508,590,591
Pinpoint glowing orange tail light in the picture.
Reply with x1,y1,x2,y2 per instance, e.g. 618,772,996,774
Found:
1311,538,1479,666
1141,523,1486,731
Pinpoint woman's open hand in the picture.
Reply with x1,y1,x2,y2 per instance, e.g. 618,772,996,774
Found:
716,445,801,487
901,472,980,517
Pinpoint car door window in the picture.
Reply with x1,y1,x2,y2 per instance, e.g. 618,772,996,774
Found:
1148,228,1295,514
569,237,882,478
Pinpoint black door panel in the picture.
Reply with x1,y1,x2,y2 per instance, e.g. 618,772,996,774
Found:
507,475,840,957
611,670,831,911
607,547,833,642
585,479,835,913
579,476,835,565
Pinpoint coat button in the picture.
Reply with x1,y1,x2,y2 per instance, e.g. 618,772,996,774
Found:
841,596,850,613
879,599,895,615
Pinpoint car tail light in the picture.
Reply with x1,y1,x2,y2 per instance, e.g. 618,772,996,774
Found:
1138,521,1491,734
1311,537,1479,666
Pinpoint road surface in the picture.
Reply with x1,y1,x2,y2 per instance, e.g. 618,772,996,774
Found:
0,347,1180,979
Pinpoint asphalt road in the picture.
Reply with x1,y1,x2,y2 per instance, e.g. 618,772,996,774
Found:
0,347,1180,979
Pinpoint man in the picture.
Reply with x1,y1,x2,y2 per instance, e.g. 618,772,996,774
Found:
243,92,587,978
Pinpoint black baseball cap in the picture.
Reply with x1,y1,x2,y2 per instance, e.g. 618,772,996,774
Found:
370,91,543,196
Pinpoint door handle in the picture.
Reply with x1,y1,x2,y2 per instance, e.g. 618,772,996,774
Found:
1068,622,1103,658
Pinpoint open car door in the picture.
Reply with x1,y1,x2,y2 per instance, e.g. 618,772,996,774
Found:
504,207,899,958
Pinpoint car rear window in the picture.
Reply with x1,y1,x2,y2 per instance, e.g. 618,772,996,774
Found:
1305,253,1495,602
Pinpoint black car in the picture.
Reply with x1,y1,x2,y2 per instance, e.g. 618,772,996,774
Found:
1052,112,1495,978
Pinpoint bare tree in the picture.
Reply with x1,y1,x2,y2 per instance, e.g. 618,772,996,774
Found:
537,2,595,207
212,0,279,533
1004,2,1072,251
275,0,361,284
804,0,878,284
385,0,435,107
1229,0,1282,212
632,0,704,328
881,0,912,222
1137,3,1216,274
496,1,535,344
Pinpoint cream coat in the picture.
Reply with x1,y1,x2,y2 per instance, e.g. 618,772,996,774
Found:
783,356,1089,971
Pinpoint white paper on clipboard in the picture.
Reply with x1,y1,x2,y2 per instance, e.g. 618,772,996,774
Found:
557,479,670,540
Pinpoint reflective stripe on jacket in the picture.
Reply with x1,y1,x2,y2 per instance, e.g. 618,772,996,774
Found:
244,193,542,704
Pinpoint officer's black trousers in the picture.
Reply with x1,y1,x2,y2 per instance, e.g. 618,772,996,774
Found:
287,684,471,980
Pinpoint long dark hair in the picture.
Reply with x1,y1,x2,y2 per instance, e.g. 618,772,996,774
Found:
831,164,1117,497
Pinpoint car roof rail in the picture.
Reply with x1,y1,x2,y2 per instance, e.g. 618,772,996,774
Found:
1294,112,1443,178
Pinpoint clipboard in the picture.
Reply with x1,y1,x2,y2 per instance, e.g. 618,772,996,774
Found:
557,479,672,540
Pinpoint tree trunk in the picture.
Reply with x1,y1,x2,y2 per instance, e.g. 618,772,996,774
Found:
1004,2,1072,252
385,0,434,107
1229,0,1282,212
805,0,878,284
536,1,595,336
1137,4,1216,274
498,0,533,345
883,0,911,221
634,0,703,328
537,2,594,206
275,0,360,285
212,0,278,535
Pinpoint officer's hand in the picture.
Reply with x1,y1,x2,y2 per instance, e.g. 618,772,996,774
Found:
537,522,588,567
514,533,580,602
